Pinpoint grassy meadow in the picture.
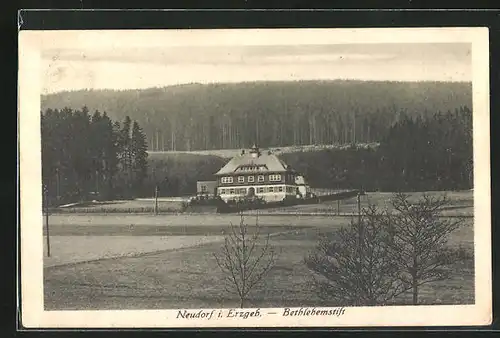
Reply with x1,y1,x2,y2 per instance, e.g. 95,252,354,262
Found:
44,222,474,310
43,190,474,310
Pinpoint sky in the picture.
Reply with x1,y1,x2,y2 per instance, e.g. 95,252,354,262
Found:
41,41,472,94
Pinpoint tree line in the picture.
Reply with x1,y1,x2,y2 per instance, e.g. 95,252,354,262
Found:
41,107,148,205
281,106,473,192
41,80,472,151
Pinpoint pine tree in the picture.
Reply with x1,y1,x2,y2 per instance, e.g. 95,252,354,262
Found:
118,116,132,196
130,121,149,195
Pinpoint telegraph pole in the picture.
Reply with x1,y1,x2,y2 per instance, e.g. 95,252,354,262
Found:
55,167,60,202
154,185,159,215
43,184,51,257
95,169,99,195
152,167,159,215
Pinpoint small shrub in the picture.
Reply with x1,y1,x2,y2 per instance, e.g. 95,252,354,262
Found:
305,205,409,306
213,212,275,308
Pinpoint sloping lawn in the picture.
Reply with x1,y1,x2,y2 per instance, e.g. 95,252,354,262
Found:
44,224,474,310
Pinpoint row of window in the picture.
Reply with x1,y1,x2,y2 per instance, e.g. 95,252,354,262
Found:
219,185,298,195
269,174,281,182
238,165,266,171
221,174,282,184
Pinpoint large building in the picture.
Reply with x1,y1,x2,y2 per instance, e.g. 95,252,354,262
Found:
214,145,310,203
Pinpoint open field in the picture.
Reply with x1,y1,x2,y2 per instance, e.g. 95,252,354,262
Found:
56,199,188,214
44,224,474,310
52,190,473,216
43,212,474,309
147,143,380,159
261,190,474,216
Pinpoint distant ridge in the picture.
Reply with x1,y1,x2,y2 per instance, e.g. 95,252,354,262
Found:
43,78,472,95
42,80,472,151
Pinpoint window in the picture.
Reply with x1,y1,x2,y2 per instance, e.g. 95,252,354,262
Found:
201,185,207,192
268,187,274,193
278,186,283,192
269,174,281,182
219,189,225,194
230,189,235,194
221,177,233,184
248,176,255,183
258,175,265,182
239,188,247,194
238,176,245,183
258,187,264,193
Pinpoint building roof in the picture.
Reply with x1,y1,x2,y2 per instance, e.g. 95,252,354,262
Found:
214,146,293,176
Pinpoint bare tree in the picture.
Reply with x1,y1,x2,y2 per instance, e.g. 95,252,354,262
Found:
389,192,465,305
213,212,275,308
305,205,409,306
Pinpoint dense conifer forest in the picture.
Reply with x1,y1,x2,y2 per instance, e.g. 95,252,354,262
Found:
41,107,149,205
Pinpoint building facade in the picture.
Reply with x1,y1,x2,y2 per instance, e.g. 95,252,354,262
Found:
196,181,217,196
214,145,309,202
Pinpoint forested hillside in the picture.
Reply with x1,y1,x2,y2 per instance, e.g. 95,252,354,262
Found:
41,80,472,151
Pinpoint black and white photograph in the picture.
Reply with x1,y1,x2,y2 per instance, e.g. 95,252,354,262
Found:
19,27,491,328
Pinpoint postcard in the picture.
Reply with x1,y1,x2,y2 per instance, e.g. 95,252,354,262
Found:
19,27,491,328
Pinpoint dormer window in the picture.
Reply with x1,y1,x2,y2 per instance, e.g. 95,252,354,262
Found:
237,164,267,172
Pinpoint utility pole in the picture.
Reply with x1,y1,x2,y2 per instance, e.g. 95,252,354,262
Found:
55,167,60,202
154,185,159,215
95,169,99,195
43,184,51,257
152,167,159,215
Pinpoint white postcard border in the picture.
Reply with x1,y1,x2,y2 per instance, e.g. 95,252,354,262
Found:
19,27,492,328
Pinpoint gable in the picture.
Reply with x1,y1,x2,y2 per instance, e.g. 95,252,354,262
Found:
215,153,289,176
